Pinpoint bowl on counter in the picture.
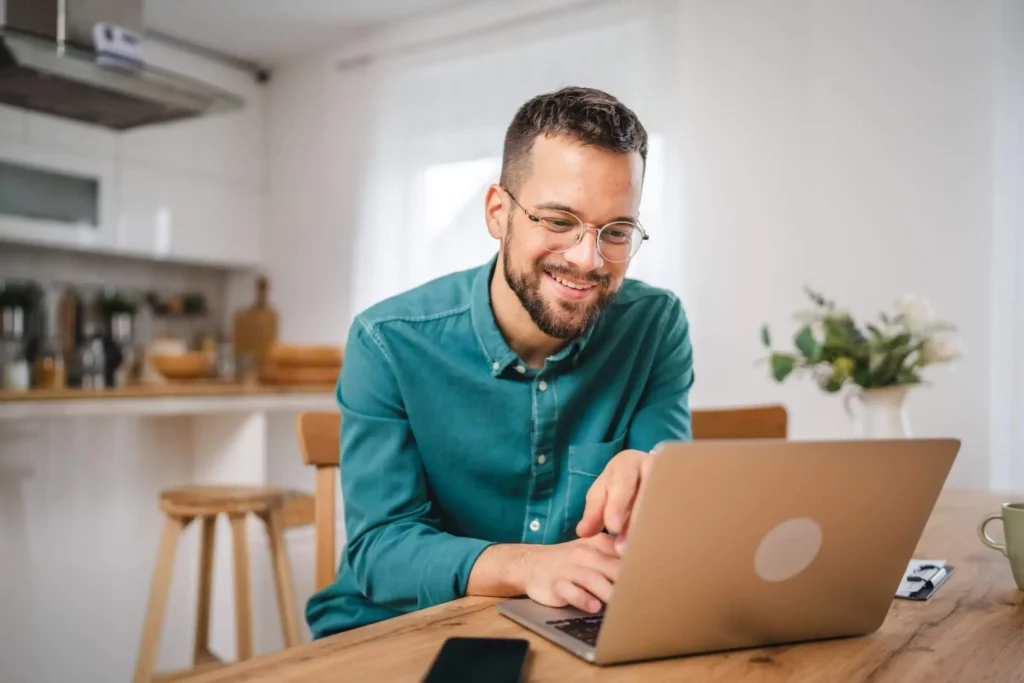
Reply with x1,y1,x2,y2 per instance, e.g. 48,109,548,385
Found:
152,352,212,381
266,343,343,369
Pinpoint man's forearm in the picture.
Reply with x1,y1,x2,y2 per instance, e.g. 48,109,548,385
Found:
466,543,541,597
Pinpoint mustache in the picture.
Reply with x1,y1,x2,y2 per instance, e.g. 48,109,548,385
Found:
541,263,610,286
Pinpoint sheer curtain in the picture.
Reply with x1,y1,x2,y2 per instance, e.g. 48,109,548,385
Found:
345,0,684,318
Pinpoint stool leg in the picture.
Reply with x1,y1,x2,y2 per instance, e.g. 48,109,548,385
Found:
262,508,301,648
229,513,254,661
134,515,191,683
193,515,217,665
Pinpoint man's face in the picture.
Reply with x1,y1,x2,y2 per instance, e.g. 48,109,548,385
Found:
500,134,644,340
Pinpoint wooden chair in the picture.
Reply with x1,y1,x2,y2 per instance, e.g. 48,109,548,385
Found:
295,412,342,592
133,486,302,683
692,404,788,440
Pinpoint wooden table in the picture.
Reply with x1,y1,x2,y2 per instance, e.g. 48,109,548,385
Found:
186,490,1024,682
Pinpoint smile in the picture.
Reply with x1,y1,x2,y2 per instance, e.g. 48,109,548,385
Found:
549,273,596,291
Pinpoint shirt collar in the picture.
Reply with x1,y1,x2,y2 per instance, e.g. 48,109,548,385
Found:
470,254,598,378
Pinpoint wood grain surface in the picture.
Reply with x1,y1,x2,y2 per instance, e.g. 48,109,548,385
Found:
182,489,1024,683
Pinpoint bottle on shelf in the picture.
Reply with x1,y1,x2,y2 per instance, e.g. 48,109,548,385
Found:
233,276,278,384
1,306,30,391
33,285,66,390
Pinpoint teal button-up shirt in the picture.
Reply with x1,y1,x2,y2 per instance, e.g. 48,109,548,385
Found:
306,255,694,638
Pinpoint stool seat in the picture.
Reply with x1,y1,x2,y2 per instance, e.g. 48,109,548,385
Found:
159,485,286,517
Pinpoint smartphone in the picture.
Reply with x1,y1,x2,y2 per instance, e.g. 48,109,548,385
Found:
421,636,529,683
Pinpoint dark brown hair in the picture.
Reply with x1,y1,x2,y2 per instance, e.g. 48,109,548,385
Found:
500,86,648,193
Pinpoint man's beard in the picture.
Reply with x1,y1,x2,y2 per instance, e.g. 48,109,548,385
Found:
502,221,618,340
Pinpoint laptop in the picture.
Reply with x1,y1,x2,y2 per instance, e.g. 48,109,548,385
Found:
497,437,960,665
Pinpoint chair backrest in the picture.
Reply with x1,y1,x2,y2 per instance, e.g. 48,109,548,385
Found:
296,404,787,591
295,411,341,592
692,404,788,440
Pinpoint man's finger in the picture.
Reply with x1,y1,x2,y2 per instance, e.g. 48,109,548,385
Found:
585,532,620,557
554,579,601,614
603,467,639,535
616,456,654,554
575,479,608,537
570,567,615,605
579,546,621,583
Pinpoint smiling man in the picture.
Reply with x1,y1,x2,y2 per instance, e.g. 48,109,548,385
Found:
306,86,695,638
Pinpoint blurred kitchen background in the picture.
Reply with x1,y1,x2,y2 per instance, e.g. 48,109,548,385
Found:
1,0,1022,681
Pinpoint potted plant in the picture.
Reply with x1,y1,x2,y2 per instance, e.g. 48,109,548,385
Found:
761,287,962,438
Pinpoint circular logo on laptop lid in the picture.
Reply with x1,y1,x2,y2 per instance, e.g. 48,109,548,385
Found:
754,517,823,582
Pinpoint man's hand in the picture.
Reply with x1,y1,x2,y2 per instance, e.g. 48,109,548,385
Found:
575,449,655,553
522,534,621,613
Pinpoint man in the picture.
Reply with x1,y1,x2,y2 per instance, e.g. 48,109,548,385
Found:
306,86,694,638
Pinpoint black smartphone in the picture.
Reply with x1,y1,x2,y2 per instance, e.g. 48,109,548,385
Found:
421,636,529,683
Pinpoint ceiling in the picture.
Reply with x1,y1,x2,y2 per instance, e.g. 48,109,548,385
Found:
143,0,478,66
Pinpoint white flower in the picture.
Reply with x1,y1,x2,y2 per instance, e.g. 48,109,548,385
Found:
793,309,824,325
894,295,935,332
920,335,964,364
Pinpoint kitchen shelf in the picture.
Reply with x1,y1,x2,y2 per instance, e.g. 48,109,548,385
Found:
0,381,336,419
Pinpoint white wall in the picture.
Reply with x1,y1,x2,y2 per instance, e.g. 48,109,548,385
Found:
264,0,1017,491
261,52,369,346
671,0,999,490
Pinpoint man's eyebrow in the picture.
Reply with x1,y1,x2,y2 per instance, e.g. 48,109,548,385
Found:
534,201,638,224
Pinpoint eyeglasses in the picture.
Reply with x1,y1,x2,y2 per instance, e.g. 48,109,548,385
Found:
504,188,648,263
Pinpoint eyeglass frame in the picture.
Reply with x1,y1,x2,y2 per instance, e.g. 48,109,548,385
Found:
503,187,649,263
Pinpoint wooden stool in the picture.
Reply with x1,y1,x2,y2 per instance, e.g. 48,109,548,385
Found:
133,485,302,683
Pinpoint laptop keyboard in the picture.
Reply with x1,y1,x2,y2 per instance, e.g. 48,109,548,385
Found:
547,615,604,647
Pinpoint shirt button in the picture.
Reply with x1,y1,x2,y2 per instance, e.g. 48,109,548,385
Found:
492,361,499,371
529,519,541,532
537,454,547,465
538,381,548,392
516,364,526,374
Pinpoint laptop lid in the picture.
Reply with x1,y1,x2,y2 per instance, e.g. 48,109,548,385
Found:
593,438,959,665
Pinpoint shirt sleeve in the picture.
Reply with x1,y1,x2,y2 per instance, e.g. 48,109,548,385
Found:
626,294,695,452
336,319,496,613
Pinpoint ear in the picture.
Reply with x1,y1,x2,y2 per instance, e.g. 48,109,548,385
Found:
484,184,509,241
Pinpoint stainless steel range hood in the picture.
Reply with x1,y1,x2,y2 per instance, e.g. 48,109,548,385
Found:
0,0,246,130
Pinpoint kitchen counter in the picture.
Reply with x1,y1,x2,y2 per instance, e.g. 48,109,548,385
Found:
0,379,339,678
0,382,336,419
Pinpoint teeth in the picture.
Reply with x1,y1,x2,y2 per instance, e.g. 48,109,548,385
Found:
552,274,594,291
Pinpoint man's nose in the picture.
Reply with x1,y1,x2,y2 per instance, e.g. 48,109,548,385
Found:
562,229,604,272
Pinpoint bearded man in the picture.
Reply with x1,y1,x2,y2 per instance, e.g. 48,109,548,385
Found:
307,86,694,638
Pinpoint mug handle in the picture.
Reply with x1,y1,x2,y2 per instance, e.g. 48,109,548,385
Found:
978,513,1007,556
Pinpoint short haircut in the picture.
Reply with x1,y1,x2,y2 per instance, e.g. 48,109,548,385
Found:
500,86,648,193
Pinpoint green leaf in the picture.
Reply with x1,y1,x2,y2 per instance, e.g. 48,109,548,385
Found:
822,376,844,393
886,333,912,352
771,353,796,382
794,326,820,361
896,367,922,384
761,324,771,348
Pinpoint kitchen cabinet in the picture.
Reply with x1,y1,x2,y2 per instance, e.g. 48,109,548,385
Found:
0,104,28,144
0,43,266,270
25,112,118,163
0,139,119,252
118,161,262,267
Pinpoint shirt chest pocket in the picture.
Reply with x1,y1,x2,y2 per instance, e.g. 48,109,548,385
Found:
561,433,627,541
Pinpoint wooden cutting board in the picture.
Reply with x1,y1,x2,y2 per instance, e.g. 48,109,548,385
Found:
233,277,278,370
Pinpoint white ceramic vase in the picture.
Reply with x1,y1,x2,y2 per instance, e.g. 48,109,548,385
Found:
844,385,913,439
